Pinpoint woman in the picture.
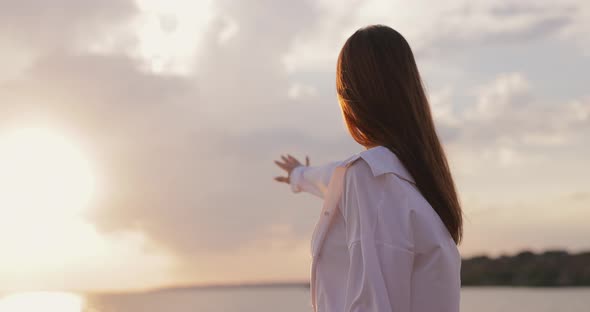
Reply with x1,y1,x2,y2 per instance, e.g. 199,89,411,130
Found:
274,25,462,312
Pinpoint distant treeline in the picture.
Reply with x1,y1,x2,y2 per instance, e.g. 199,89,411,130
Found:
146,250,590,294
461,250,590,286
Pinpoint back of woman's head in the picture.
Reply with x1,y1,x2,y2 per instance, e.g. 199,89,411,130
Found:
337,25,463,244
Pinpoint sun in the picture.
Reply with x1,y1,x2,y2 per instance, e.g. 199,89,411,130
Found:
0,292,84,312
0,127,97,218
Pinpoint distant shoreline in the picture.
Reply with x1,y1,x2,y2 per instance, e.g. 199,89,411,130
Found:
147,281,311,293
5,283,589,298
12,249,586,296
105,249,588,295
89,282,590,297
461,249,590,287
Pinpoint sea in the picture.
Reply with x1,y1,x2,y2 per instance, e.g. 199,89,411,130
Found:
1,287,589,312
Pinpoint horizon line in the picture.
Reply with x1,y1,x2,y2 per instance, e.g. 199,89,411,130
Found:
2,248,589,295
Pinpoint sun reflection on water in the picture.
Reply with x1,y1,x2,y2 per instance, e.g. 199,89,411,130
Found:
0,292,85,312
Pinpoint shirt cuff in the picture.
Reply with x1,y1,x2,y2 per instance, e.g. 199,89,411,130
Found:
289,165,305,193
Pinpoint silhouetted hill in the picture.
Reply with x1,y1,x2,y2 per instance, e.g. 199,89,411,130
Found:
461,250,590,286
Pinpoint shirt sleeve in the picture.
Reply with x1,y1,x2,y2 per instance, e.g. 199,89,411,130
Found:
341,159,415,312
289,161,340,199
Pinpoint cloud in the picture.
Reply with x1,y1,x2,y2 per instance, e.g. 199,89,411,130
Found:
464,72,532,121
415,1,576,57
437,72,589,150
568,192,590,202
0,49,342,256
281,0,584,71
192,0,333,132
1,0,360,261
425,71,590,191
0,0,137,50
461,192,590,256
1,0,589,289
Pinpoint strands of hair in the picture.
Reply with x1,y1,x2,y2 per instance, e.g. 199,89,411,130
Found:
337,25,463,244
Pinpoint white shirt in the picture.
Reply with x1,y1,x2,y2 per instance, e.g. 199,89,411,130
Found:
290,146,461,312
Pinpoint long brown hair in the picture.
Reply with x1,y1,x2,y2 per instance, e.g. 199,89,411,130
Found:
337,25,463,244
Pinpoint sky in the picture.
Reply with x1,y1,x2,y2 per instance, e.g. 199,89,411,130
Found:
0,0,589,292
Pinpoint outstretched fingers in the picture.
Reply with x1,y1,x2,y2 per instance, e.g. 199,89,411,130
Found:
274,176,289,183
274,160,288,171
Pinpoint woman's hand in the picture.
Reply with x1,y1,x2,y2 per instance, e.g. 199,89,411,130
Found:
274,154,310,184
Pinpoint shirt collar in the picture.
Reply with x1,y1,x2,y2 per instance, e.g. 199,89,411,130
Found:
342,145,415,184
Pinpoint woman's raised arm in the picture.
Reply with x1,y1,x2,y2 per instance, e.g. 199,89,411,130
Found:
274,154,339,199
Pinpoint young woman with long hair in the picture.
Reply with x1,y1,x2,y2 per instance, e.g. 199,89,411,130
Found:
274,25,463,312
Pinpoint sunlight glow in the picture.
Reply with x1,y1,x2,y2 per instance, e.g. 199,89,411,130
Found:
133,0,214,74
0,127,96,215
0,292,84,312
0,127,100,271
0,127,177,291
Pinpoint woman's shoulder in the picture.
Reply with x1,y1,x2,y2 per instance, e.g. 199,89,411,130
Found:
343,156,374,184
341,151,413,225
344,156,408,198
341,146,415,184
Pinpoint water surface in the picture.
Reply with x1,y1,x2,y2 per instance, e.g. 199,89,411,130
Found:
1,287,589,312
